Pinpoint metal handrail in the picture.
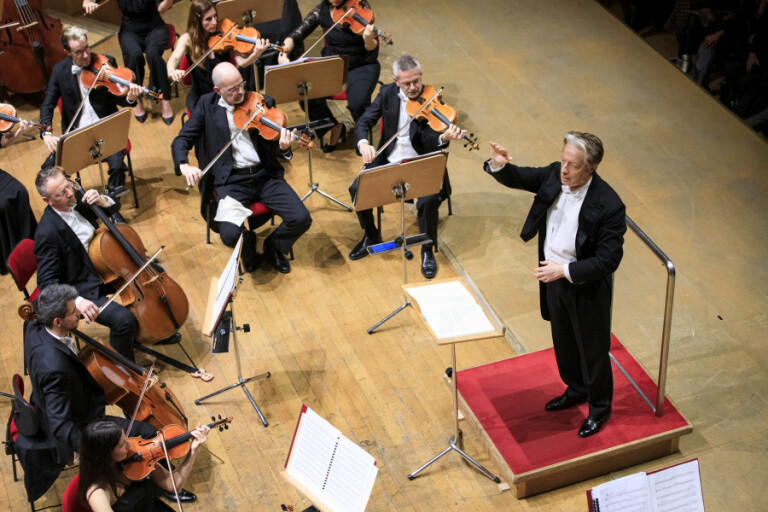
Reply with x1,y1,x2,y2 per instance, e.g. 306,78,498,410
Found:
625,215,676,416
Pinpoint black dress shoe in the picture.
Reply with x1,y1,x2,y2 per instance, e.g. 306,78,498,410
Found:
544,392,588,411
578,410,611,438
322,123,346,153
348,232,380,261
241,255,260,273
134,112,147,124
421,247,437,279
162,114,175,126
264,237,290,274
159,488,197,503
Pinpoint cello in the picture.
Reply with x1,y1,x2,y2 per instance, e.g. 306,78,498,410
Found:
0,0,66,93
70,179,190,346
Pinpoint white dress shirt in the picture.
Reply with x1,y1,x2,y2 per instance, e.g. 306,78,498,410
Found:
544,178,592,281
72,65,101,130
386,89,420,163
45,327,78,355
219,96,261,169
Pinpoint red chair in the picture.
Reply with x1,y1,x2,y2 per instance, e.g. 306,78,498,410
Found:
62,474,91,512
8,239,39,375
6,373,36,483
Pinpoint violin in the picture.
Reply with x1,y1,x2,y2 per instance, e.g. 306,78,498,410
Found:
81,54,163,100
0,103,47,132
75,329,188,430
330,0,393,46
233,92,314,148
208,19,286,55
120,415,232,481
70,179,190,345
405,84,479,151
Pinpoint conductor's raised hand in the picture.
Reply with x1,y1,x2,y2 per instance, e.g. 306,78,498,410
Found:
180,164,203,188
489,141,513,170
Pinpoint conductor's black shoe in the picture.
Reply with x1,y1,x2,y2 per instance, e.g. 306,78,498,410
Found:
544,392,587,412
109,212,127,224
159,488,197,503
578,410,611,438
421,247,437,279
264,237,290,274
348,232,380,260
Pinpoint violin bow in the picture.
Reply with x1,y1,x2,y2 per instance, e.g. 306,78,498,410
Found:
124,362,156,437
64,63,108,136
171,25,237,87
159,430,184,512
297,7,354,60
364,87,443,169
185,103,265,191
95,246,165,314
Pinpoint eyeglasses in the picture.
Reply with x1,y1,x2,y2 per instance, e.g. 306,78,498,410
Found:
70,45,90,58
47,183,74,200
396,77,422,88
224,81,245,94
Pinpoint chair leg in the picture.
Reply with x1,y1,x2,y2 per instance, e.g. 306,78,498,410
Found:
12,452,18,482
376,206,383,232
447,195,453,216
206,202,212,245
126,151,139,208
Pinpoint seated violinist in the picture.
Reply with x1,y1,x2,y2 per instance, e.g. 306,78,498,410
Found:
14,284,164,505
171,62,312,274
350,55,466,279
79,419,208,511
33,167,139,361
39,25,142,204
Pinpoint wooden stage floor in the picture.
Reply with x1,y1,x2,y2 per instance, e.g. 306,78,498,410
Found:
1,1,766,510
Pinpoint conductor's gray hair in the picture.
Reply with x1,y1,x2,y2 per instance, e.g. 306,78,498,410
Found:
563,131,604,169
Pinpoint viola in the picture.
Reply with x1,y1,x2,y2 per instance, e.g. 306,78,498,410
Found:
405,84,479,151
208,18,286,55
0,0,67,93
120,415,232,481
0,103,47,132
70,179,190,345
75,329,188,430
330,0,392,46
233,91,314,148
81,53,163,100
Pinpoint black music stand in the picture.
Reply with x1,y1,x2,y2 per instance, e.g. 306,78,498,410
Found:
56,108,131,196
264,57,352,211
197,235,271,426
354,152,448,333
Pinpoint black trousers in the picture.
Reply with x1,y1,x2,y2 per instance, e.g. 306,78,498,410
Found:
94,291,138,362
545,278,613,418
42,150,127,191
119,24,171,100
304,61,381,138
215,172,312,261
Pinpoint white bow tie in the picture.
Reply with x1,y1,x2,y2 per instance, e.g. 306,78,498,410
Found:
71,64,82,75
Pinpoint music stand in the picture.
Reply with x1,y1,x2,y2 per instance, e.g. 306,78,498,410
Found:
215,0,283,91
354,152,448,334
56,108,131,196
197,235,271,426
264,57,352,211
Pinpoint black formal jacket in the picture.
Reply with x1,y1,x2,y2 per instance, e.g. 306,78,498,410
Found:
16,321,106,501
39,54,130,133
34,198,119,300
487,162,626,320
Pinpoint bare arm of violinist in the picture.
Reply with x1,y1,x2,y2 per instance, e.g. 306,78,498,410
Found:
359,141,376,164
157,0,174,15
179,163,203,188
438,124,467,144
82,1,99,15
166,33,191,82
150,424,210,494
234,39,270,68
280,128,298,151
363,24,378,51
1,119,35,148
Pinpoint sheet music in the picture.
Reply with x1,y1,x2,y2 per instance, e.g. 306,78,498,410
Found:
405,281,495,339
208,235,242,336
648,460,705,512
286,407,378,512
592,473,652,512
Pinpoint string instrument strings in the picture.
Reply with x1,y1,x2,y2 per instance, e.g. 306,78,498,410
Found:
330,0,393,46
81,54,164,100
119,415,232,481
208,19,286,55
405,84,479,151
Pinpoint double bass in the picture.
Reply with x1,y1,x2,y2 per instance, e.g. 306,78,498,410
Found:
71,180,190,345
0,0,66,93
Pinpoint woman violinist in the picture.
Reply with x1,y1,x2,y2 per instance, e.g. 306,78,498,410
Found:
167,0,270,114
83,0,175,124
280,0,382,152
79,419,209,511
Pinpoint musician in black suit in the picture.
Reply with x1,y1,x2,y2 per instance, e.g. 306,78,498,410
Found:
171,62,312,274
33,167,138,361
14,284,157,503
39,26,141,197
351,54,466,279
484,132,626,438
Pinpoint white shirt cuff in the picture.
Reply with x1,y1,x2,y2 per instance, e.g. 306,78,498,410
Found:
485,159,503,172
357,139,370,151
101,195,116,206
563,263,573,283
75,296,84,308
